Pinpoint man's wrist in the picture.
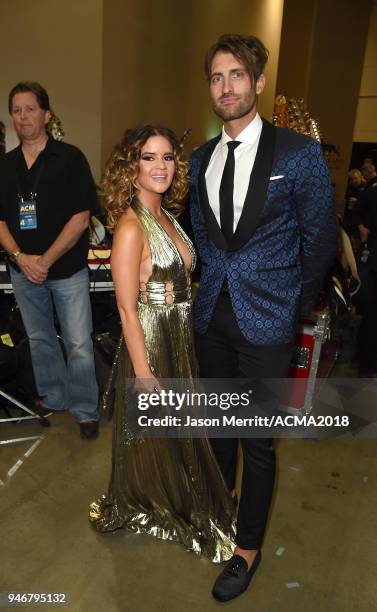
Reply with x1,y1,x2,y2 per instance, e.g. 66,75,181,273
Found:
10,249,21,264
38,253,52,270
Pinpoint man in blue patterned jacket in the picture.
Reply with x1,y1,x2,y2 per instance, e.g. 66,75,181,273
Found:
190,34,338,603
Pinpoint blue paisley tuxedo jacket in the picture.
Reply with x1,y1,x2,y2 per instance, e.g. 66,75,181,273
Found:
189,118,338,345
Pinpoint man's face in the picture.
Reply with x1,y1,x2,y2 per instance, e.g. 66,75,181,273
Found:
10,92,50,142
209,51,265,122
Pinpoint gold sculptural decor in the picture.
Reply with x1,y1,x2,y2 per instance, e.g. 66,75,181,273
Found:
46,112,65,141
272,95,322,143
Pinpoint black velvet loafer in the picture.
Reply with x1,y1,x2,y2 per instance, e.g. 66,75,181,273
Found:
212,550,261,602
79,420,99,439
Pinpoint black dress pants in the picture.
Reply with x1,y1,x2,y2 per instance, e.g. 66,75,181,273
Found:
195,293,293,550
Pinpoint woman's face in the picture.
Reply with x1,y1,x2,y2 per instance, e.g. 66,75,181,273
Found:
136,135,175,199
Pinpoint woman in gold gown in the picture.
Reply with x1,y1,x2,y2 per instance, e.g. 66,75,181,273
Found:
90,125,235,562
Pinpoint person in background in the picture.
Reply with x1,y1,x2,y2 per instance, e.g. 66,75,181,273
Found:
0,81,99,439
354,170,377,376
360,162,377,189
343,169,366,243
0,121,5,156
345,169,365,211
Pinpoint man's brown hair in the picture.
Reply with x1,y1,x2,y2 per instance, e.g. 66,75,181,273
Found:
8,81,50,114
204,33,269,82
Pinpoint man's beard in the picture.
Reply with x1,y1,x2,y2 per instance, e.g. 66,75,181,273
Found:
212,91,256,122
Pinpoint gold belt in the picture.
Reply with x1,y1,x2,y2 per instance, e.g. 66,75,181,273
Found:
138,279,191,305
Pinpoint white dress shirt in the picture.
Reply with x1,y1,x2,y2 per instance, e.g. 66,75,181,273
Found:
205,113,263,232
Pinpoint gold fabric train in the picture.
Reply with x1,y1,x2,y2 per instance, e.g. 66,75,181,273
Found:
89,202,235,563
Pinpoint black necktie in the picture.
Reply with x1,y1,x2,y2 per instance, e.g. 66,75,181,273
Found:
219,141,241,242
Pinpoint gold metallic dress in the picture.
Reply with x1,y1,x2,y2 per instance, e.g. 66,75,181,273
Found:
90,203,235,562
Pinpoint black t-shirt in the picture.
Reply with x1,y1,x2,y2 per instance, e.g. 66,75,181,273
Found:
0,137,97,279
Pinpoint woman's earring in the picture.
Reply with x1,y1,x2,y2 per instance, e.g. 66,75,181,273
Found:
129,182,135,204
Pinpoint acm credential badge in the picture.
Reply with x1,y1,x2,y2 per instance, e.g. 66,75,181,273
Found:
19,194,37,230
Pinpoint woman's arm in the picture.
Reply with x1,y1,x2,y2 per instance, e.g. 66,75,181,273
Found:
111,214,155,381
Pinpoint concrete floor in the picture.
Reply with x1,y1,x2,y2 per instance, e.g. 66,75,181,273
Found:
1,396,377,612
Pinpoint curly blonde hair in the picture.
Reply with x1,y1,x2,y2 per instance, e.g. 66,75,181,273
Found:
102,125,190,231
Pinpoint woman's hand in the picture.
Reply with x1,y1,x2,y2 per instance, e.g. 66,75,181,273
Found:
134,369,162,393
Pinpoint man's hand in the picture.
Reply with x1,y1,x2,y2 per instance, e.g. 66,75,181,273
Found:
17,253,48,284
36,254,51,274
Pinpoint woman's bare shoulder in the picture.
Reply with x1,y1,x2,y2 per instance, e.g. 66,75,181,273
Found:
114,208,144,241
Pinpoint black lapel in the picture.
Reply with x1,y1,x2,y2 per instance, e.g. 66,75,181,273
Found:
197,135,227,250
228,118,276,252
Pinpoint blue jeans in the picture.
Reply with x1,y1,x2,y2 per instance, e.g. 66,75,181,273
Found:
10,267,98,422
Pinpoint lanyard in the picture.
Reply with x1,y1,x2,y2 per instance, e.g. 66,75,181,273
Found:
15,158,45,201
